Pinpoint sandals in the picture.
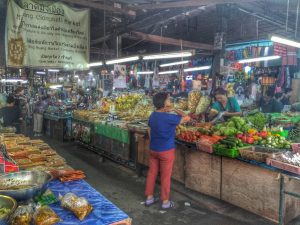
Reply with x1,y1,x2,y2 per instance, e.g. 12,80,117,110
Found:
145,197,159,207
161,200,175,209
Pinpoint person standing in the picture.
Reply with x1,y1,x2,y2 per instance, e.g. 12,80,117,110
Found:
14,87,29,134
0,95,22,133
145,92,190,209
33,95,48,137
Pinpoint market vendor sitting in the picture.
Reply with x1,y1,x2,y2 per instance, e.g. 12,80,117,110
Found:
208,87,242,121
260,89,284,113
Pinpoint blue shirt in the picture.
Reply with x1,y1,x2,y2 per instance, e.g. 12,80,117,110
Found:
148,112,182,152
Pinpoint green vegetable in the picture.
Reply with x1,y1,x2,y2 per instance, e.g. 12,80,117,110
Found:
246,112,267,131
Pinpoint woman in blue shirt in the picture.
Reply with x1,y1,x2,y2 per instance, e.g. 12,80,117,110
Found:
208,88,241,121
145,92,190,209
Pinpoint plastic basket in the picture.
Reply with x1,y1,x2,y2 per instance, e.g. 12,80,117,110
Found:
196,140,214,153
214,147,239,158
239,146,283,163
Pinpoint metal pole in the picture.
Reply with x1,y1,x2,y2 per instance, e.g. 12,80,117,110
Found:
286,0,290,32
295,0,300,38
279,175,285,225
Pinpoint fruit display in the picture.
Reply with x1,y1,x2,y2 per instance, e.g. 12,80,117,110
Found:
176,98,188,111
73,109,107,123
259,136,291,149
115,94,142,112
188,91,202,114
132,101,154,120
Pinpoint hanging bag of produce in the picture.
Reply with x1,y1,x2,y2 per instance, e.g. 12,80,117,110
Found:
195,96,211,115
188,91,202,114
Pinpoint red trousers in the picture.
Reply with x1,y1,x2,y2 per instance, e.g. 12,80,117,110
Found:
145,149,175,201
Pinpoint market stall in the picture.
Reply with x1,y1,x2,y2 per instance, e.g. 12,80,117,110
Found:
0,133,131,225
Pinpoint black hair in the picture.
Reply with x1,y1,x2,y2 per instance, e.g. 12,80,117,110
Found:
214,87,227,96
7,95,15,104
266,87,275,97
285,88,292,94
275,93,283,100
153,92,169,110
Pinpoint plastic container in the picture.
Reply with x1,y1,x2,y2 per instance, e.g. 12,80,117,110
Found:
267,158,300,175
239,146,282,163
196,140,214,153
271,130,289,138
214,147,239,158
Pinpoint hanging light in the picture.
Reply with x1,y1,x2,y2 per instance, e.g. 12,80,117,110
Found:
184,66,211,72
160,60,189,67
158,70,179,75
36,71,46,75
137,71,154,75
238,56,281,64
106,56,139,65
48,69,59,72
271,35,300,48
88,62,103,67
143,51,193,60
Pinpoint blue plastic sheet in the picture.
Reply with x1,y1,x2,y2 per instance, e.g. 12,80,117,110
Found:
47,180,130,225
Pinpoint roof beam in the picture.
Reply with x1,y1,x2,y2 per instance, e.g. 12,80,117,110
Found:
134,0,259,10
123,31,213,51
62,0,136,16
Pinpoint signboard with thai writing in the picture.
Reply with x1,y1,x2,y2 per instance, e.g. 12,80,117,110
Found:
6,0,90,69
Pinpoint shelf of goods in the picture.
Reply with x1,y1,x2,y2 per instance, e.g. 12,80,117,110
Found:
0,133,131,225
135,113,300,224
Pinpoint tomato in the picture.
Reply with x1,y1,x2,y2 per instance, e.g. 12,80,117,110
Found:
247,137,254,144
242,136,247,143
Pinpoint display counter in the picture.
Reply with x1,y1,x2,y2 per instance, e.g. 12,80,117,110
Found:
135,134,300,224
44,113,72,142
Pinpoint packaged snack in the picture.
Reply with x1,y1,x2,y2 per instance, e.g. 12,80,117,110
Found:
61,193,93,221
10,204,34,225
35,189,59,206
46,159,65,167
34,205,60,225
28,154,47,162
41,149,57,156
15,158,32,165
8,150,29,159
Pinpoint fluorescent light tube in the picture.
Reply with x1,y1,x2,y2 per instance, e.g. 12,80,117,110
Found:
158,70,179,75
106,56,139,65
137,71,154,75
88,62,103,67
1,79,28,83
271,36,300,48
49,85,63,89
238,56,281,64
144,51,192,60
184,66,211,72
36,71,46,75
48,69,59,72
160,60,189,67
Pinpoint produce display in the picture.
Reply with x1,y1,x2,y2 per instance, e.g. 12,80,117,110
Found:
274,152,300,167
115,94,142,112
213,117,250,136
245,112,268,131
188,91,202,114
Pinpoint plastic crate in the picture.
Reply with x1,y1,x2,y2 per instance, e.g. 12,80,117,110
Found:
239,146,282,163
267,158,300,175
214,147,239,158
291,143,300,153
196,140,214,153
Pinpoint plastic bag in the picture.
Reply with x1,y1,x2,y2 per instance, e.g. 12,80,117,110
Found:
34,205,60,225
188,91,201,114
10,204,34,225
35,189,59,206
61,193,93,221
195,96,211,115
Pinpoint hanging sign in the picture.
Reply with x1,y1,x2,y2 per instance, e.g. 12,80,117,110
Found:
5,0,90,69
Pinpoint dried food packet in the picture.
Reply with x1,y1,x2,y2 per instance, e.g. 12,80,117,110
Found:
33,205,61,225
10,204,34,225
60,193,93,221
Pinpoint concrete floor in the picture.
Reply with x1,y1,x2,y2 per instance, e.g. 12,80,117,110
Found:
44,138,300,225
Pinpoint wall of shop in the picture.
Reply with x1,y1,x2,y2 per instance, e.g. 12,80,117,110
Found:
0,0,6,66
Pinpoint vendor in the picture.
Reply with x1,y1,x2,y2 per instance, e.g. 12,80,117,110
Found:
0,95,22,133
208,87,241,121
260,88,283,113
280,88,292,105
145,92,190,209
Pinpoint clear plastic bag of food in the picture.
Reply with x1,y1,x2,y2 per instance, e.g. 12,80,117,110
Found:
60,193,93,221
10,204,34,225
188,91,202,114
33,205,60,225
195,96,211,115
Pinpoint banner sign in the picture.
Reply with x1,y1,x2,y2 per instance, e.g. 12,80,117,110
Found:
6,0,90,69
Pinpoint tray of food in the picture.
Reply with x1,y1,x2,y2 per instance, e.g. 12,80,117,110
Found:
239,146,286,163
267,152,300,175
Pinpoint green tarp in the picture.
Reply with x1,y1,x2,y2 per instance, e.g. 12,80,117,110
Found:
95,123,129,144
